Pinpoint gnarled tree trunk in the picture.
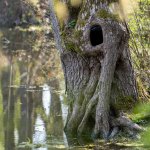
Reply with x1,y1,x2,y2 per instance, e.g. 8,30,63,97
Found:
49,0,142,140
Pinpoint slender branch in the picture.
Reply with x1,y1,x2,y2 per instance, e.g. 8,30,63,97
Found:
48,0,64,53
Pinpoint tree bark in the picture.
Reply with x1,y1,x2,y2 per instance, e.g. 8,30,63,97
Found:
49,0,141,140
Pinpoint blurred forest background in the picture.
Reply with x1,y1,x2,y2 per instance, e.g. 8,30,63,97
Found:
0,0,149,149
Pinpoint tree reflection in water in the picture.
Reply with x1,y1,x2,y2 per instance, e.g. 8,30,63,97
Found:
0,28,67,150
1,67,16,150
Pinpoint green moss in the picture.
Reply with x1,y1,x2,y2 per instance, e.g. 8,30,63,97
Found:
77,19,86,27
65,39,78,51
65,42,76,51
61,22,83,53
61,30,67,38
114,95,135,111
97,9,120,21
61,29,82,53
111,82,136,111
74,30,82,39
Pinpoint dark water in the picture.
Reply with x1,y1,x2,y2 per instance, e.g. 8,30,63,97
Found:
0,27,147,150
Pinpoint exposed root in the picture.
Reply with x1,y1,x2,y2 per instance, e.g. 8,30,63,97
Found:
109,127,119,139
111,114,144,132
123,127,141,139
107,114,144,140
77,94,98,136
77,112,144,141
94,111,110,139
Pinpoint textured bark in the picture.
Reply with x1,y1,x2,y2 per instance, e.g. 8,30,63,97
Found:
49,0,140,140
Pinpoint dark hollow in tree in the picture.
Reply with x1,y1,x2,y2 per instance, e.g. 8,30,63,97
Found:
90,25,103,46
49,0,143,141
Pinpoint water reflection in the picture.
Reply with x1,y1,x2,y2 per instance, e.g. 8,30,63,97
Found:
0,28,67,150
46,80,65,149
42,84,51,117
33,115,47,147
18,90,34,149
1,65,15,150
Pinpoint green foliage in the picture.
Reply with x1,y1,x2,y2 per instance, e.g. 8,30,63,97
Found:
128,0,150,101
68,20,76,28
141,127,150,146
61,28,81,53
130,102,150,147
74,30,82,39
77,19,86,27
97,9,120,21
65,42,76,51
131,102,150,122
65,40,80,53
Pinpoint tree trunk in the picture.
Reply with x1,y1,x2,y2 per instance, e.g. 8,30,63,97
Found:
49,0,142,140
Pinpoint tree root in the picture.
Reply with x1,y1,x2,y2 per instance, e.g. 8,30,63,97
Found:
109,127,119,139
111,114,144,131
77,111,144,141
77,94,98,135
107,114,144,140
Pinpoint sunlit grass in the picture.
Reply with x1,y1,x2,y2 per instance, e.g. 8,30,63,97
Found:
129,102,150,124
128,102,150,148
141,127,150,146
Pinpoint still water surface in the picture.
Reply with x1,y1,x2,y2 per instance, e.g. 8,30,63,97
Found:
0,27,146,150
0,27,69,150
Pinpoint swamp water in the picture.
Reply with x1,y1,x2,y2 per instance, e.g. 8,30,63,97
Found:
0,27,147,150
